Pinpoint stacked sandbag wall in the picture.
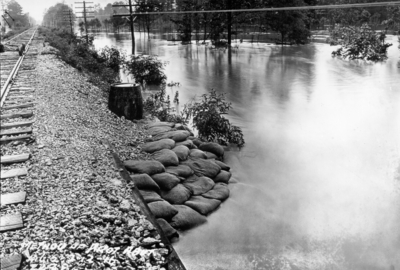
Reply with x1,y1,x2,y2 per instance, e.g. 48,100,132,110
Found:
123,122,232,240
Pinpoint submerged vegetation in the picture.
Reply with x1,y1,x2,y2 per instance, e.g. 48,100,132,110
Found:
124,55,168,84
144,88,245,147
330,24,392,61
143,86,185,123
183,90,245,147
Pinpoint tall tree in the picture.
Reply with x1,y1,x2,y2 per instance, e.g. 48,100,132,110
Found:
6,0,29,28
264,0,312,44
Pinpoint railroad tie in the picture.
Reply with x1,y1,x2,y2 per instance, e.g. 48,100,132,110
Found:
0,111,34,120
1,120,35,130
0,27,36,269
0,167,28,179
1,153,30,164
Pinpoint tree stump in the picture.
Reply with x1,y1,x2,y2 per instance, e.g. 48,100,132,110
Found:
108,83,143,120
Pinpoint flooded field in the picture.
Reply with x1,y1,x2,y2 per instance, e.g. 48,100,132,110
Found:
94,33,400,270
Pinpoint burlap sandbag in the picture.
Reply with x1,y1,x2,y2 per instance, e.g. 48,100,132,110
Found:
130,174,160,191
170,205,207,230
142,139,175,153
157,218,179,240
213,170,232,184
182,158,221,179
184,196,222,215
139,190,164,203
172,145,190,161
199,142,224,157
151,149,179,167
148,200,178,219
160,184,192,204
124,160,165,175
165,165,194,178
182,175,215,195
201,183,230,201
151,173,180,190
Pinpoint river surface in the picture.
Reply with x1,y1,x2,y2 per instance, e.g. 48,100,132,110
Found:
94,32,400,270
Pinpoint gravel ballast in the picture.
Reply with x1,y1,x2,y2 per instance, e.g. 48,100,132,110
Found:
0,42,176,269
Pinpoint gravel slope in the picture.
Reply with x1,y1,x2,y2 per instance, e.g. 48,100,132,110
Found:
0,43,170,269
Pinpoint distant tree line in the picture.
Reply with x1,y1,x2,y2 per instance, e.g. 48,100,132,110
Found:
42,0,400,45
1,0,34,34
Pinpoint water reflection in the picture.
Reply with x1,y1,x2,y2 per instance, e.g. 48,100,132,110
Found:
94,33,400,270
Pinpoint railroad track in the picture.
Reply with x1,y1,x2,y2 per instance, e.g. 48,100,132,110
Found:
0,27,38,269
2,28,33,44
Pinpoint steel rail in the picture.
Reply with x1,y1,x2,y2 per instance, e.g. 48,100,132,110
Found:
113,1,400,16
0,28,37,108
2,27,33,44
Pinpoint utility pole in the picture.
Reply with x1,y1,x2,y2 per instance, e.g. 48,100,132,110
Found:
227,0,232,46
63,7,74,36
128,0,135,54
74,1,94,44
112,1,139,55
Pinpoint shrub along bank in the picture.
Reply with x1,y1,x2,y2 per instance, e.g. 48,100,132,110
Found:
38,27,124,91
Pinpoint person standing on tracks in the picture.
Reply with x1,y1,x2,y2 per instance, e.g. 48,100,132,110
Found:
18,43,26,56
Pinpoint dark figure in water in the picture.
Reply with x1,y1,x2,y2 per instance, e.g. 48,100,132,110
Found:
0,43,4,53
18,43,26,56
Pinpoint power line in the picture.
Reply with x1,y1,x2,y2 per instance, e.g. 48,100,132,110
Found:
113,1,400,16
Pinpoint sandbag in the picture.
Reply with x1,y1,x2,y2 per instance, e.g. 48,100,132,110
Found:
170,205,207,230
160,184,191,204
182,175,215,195
130,174,160,191
189,149,208,159
151,149,179,167
157,218,179,240
165,165,194,178
184,196,221,215
142,139,175,153
147,122,175,128
191,138,203,147
124,160,165,175
151,173,180,190
214,160,230,171
148,126,174,136
172,145,190,161
173,123,186,130
199,142,224,157
148,201,178,219
204,151,218,160
182,158,221,179
139,190,164,203
202,183,230,201
176,140,197,149
152,130,191,142
213,170,232,184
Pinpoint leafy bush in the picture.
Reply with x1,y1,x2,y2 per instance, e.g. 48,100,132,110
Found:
99,46,125,72
124,55,167,84
38,27,122,84
143,86,185,123
330,24,392,61
182,90,245,147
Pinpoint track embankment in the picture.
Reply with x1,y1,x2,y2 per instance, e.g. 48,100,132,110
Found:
0,37,185,269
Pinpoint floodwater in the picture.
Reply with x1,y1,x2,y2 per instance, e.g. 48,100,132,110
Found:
94,32,400,270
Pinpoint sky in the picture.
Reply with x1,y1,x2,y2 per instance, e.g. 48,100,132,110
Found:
13,0,112,22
